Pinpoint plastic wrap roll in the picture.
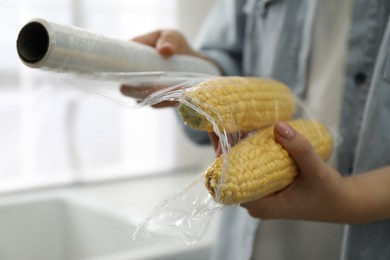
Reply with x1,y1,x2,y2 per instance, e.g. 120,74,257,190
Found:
16,18,220,75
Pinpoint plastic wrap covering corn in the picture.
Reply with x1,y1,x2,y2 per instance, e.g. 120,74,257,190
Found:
133,76,334,244
178,77,296,133
177,77,333,204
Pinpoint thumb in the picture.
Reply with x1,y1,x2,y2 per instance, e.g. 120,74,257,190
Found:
132,30,161,47
274,122,324,177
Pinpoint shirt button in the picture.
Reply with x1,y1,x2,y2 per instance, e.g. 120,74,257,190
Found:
354,72,367,86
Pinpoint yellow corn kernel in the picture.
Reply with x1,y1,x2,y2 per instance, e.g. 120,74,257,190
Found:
178,77,296,133
205,119,333,205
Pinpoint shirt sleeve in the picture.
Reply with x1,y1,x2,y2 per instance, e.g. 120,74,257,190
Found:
179,0,247,145
194,0,247,76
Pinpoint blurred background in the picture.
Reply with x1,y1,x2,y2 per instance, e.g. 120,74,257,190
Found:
0,1,224,259
0,0,217,192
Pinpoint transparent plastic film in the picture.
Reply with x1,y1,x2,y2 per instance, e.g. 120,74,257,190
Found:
132,173,222,245
62,71,211,108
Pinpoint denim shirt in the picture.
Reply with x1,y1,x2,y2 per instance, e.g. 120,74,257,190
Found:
190,0,390,259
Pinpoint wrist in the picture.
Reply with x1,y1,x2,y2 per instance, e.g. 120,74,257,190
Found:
331,176,360,223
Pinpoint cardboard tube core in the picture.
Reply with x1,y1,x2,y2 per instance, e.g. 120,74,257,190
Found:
17,22,49,64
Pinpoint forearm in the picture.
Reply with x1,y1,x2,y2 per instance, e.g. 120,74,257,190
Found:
343,165,390,223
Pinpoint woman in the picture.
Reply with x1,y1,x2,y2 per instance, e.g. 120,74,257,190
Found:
121,0,390,259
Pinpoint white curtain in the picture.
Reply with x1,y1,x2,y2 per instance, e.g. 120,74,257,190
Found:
0,0,215,191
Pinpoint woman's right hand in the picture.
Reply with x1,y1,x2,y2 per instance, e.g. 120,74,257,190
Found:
120,30,211,108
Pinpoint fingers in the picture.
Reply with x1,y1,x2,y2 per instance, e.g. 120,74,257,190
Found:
132,30,161,47
119,85,154,100
208,132,222,156
132,30,190,58
241,195,280,220
274,122,325,178
149,101,178,108
208,131,250,157
119,85,178,108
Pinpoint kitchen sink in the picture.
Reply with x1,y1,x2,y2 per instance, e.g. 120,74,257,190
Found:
0,173,217,260
0,197,139,260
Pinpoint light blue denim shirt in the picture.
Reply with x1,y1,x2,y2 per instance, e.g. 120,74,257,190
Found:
185,0,390,259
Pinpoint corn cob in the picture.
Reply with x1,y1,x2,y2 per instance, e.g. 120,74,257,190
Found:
178,77,296,133
205,119,333,205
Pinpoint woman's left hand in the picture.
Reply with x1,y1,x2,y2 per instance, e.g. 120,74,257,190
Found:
241,122,350,223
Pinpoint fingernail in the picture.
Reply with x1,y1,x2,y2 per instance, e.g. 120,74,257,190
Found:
158,42,174,57
275,122,295,139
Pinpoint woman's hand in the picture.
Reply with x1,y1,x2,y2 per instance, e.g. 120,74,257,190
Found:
240,122,349,223
240,122,390,224
120,30,214,108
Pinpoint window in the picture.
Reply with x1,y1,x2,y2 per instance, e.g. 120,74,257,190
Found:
0,0,215,192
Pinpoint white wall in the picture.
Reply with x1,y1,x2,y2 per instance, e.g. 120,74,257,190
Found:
176,0,217,42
